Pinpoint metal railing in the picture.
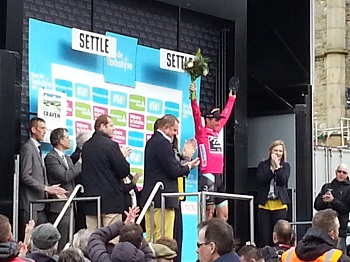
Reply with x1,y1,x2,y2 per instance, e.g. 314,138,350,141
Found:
12,154,20,241
53,184,84,227
136,181,164,225
161,191,255,243
161,192,201,238
30,195,101,243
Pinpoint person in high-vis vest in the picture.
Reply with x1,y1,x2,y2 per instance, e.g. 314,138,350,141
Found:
281,209,350,262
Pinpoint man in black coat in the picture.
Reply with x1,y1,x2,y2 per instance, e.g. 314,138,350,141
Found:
140,114,199,242
82,114,130,231
314,163,350,253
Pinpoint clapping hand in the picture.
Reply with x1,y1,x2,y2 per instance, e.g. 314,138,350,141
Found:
187,157,200,170
120,145,132,158
270,153,280,170
45,184,68,196
124,206,140,224
182,138,197,159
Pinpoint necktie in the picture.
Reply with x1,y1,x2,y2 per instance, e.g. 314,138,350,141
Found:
38,145,42,158
62,155,68,168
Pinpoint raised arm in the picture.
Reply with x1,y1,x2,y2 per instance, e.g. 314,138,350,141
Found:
88,221,125,262
218,95,236,132
189,82,203,134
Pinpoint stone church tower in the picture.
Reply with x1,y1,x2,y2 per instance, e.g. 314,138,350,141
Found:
314,0,349,138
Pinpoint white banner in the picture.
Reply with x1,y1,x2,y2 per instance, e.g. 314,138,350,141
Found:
37,89,67,143
160,48,194,73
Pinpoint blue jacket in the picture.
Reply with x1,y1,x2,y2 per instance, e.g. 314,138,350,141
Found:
214,252,240,262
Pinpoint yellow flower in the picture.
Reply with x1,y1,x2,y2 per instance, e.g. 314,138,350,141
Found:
203,69,208,76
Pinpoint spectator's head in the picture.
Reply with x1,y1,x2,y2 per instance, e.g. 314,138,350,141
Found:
72,229,93,258
197,218,234,262
50,128,70,150
111,242,145,262
156,237,178,253
335,164,348,182
238,245,264,262
268,140,286,162
94,114,114,138
312,209,339,242
204,108,224,132
272,220,293,245
30,117,46,142
119,224,143,249
153,243,177,262
157,114,179,141
31,223,61,256
0,214,11,243
76,130,93,150
58,248,84,262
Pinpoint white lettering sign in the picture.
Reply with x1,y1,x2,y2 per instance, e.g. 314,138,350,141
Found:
72,28,116,58
160,48,194,73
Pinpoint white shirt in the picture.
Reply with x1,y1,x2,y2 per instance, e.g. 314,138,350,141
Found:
54,148,68,167
30,137,41,154
157,129,172,143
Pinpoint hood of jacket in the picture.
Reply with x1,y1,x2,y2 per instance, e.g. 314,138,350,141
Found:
295,228,337,261
0,241,19,262
331,177,350,186
111,242,145,262
214,252,240,262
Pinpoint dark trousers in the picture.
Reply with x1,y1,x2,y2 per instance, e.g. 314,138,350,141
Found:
19,209,47,241
173,206,183,262
258,208,287,247
48,211,70,252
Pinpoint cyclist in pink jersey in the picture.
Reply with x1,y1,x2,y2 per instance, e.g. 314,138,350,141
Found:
189,82,236,220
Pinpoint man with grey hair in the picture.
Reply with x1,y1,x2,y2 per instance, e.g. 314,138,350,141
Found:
70,130,93,165
72,229,93,261
314,163,350,253
26,223,61,262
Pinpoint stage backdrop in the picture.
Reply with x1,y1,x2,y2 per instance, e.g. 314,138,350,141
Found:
29,18,200,261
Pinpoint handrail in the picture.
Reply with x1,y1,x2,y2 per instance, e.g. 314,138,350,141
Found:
201,192,255,243
54,184,84,227
136,181,164,225
160,191,255,243
29,196,102,227
161,192,201,238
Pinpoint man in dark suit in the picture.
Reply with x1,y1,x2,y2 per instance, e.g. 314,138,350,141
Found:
141,114,199,242
45,128,82,251
82,114,130,231
19,117,67,239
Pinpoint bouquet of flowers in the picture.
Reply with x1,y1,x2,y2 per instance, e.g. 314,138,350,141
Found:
183,48,209,82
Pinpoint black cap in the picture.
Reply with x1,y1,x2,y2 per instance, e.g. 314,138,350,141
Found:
204,108,225,120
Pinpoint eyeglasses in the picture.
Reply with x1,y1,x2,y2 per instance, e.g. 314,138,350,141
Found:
337,170,348,175
197,242,210,248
